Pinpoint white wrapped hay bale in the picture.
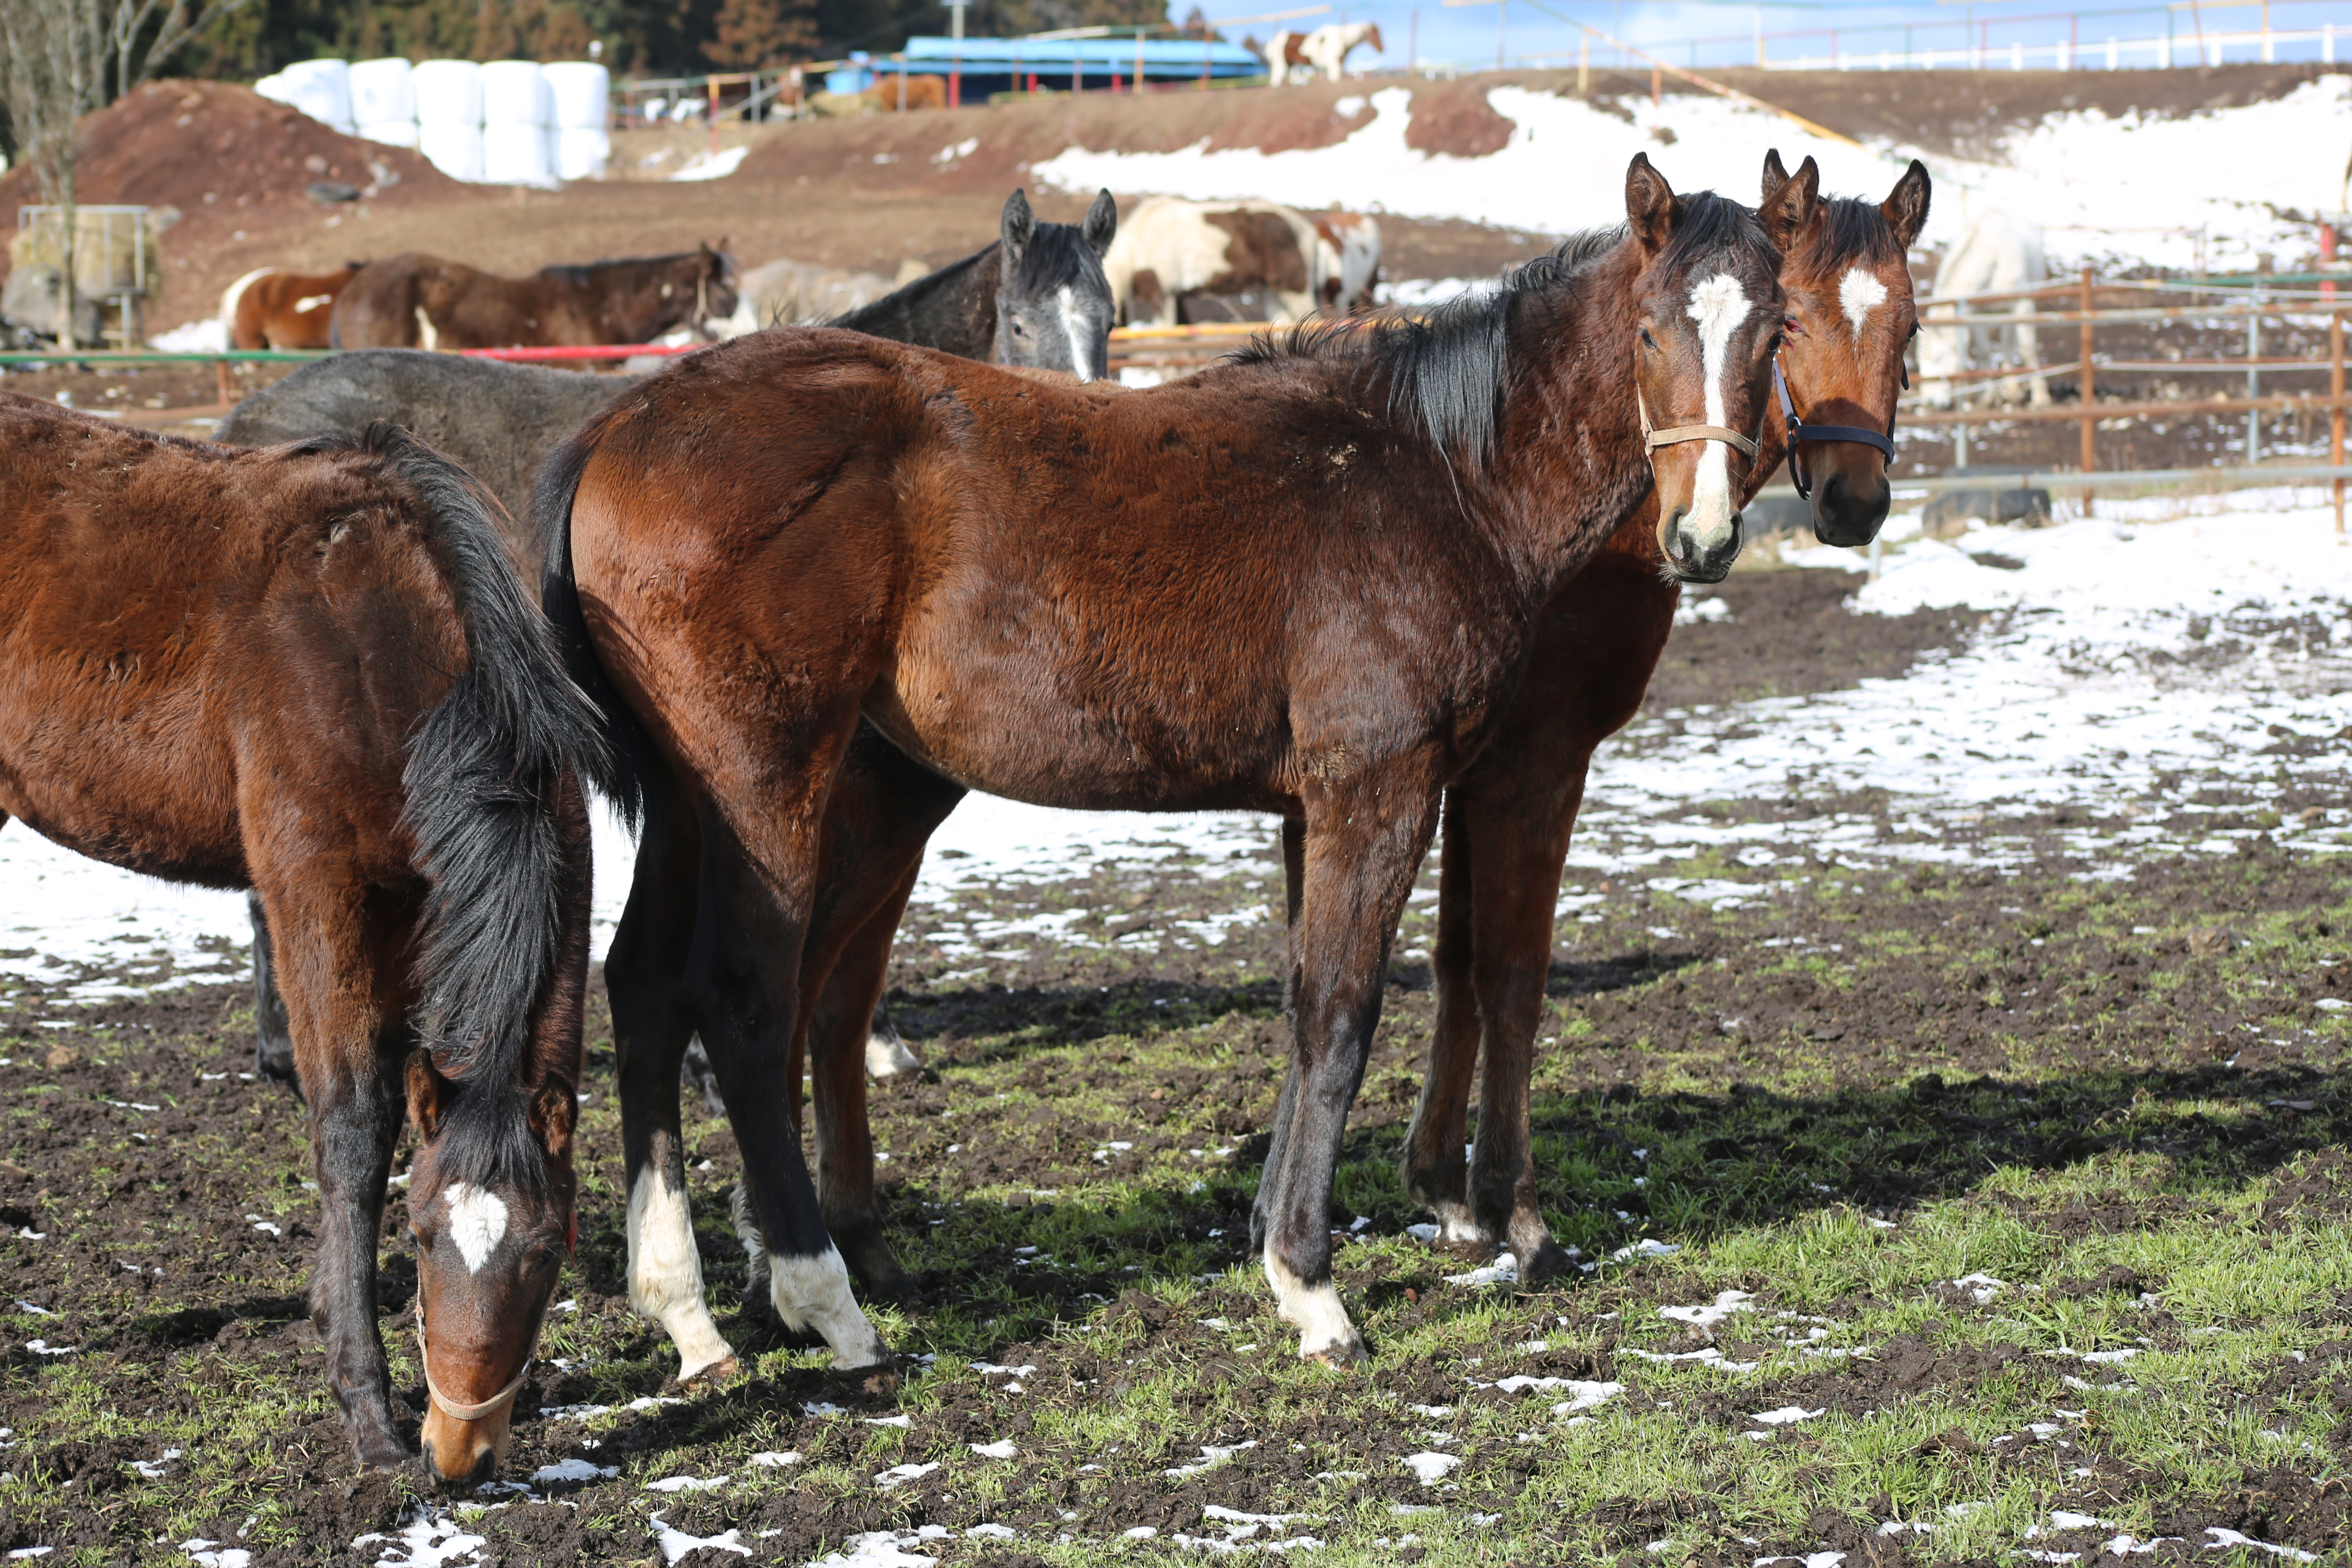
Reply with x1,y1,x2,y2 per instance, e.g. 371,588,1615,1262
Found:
555,126,609,181
347,58,414,124
542,62,610,129
412,59,484,128
357,120,419,148
483,121,553,184
258,59,354,134
417,122,486,182
481,60,552,127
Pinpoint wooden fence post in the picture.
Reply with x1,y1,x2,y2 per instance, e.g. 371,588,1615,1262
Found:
2332,303,2345,538
2079,265,2095,516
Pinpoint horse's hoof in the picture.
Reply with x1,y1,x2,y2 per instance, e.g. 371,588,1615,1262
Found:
354,1432,412,1472
672,1354,741,1391
1303,1337,1370,1370
1512,1237,1572,1287
839,1358,901,1399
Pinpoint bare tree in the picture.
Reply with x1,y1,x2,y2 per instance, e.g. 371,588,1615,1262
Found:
0,0,252,348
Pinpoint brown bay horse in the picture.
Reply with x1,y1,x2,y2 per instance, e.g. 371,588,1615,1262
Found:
1396,152,1931,1276
541,154,1794,1370
741,156,1929,1327
330,245,739,351
221,262,364,350
0,396,601,1485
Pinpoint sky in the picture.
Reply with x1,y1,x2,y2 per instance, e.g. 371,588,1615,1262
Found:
1167,0,2352,76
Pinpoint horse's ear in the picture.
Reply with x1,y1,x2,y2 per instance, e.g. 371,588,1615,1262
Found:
1758,153,1821,254
529,1080,576,1162
1760,148,1789,203
1880,159,1932,250
1624,153,1679,256
407,1052,452,1142
1001,188,1036,264
1082,188,1118,256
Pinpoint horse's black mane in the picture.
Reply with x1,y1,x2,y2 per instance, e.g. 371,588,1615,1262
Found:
1004,220,1102,295
1232,189,1771,468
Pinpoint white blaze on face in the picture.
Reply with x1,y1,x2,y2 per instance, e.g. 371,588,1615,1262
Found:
1839,266,1890,343
443,1182,509,1274
1683,271,1755,546
1056,284,1094,383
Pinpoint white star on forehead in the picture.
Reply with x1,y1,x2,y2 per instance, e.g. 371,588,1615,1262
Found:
1839,266,1890,341
443,1182,509,1274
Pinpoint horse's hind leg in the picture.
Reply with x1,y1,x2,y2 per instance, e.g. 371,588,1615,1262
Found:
1398,791,1487,1253
247,893,301,1097
253,868,414,1470
692,815,889,1379
610,801,740,1385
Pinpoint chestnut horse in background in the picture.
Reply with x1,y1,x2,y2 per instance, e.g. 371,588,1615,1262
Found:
331,245,739,351
539,154,1792,1376
0,397,602,1487
221,262,363,350
1396,152,1931,1276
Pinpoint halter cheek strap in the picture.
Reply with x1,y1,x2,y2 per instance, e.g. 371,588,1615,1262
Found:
1773,359,1897,501
1636,386,1762,461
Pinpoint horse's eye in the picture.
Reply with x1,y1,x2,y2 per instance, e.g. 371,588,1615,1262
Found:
1639,326,1657,351
1783,316,1802,337
1763,332,1784,357
1011,318,1028,336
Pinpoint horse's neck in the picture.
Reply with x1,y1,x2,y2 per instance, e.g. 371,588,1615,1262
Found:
578,260,692,337
1479,261,1652,599
837,247,998,359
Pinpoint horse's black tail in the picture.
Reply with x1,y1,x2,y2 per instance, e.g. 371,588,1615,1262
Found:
370,423,607,1178
533,411,655,833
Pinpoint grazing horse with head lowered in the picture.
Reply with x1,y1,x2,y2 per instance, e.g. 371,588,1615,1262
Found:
330,245,738,352
0,396,601,1486
539,154,1790,1373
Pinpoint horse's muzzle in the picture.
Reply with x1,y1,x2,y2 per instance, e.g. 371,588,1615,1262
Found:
1813,470,1892,549
1664,508,1742,584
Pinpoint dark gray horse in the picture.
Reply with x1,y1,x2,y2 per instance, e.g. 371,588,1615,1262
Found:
220,185,1121,1098
833,187,1119,380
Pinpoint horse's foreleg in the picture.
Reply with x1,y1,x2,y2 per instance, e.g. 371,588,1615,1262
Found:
1261,776,1440,1365
2016,300,2051,408
1399,790,1485,1252
247,893,301,1097
1248,815,1308,1259
693,819,891,1379
610,805,739,1385
259,878,410,1470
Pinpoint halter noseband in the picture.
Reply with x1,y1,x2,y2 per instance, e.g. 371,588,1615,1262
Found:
414,1284,553,1425
1772,358,1896,501
1636,386,1761,463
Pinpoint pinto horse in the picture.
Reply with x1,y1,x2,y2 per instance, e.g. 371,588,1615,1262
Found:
539,154,1794,1371
1396,152,1931,1274
0,396,600,1485
221,263,363,350
330,245,739,352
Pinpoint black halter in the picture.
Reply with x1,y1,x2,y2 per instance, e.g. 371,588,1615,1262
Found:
1773,358,1897,501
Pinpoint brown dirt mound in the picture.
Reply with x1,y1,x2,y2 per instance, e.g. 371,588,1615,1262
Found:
0,79,463,326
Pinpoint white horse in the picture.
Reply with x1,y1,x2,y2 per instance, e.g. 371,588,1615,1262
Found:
1918,209,2051,408
1266,20,1383,83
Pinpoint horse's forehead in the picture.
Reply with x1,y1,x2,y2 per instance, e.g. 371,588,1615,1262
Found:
439,1180,511,1274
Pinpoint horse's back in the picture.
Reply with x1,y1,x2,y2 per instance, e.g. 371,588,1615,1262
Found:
0,393,465,883
221,350,639,545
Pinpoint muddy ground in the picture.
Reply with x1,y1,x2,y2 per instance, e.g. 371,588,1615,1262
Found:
5,564,2351,1565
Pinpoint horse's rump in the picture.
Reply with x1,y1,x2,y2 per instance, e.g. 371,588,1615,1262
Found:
225,264,363,350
